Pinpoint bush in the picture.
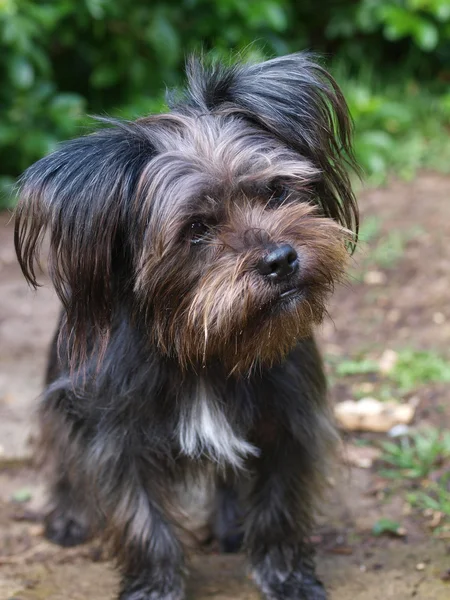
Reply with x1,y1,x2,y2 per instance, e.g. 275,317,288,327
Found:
1,0,450,206
326,0,450,74
339,71,450,183
0,0,294,204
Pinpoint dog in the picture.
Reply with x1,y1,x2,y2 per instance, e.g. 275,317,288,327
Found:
14,53,358,600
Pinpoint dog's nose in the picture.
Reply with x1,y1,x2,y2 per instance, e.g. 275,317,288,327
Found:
256,244,298,280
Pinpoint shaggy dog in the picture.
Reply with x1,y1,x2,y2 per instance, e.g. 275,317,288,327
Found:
15,53,358,600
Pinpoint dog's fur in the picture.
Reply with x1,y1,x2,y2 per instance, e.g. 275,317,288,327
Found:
15,53,358,600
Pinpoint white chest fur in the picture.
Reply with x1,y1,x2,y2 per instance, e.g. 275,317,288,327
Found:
177,381,258,469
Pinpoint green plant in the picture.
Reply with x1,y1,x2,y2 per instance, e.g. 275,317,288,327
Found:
0,0,291,207
2,0,450,207
339,71,450,184
370,228,422,269
372,518,403,536
379,429,450,480
333,349,450,400
336,358,379,376
354,220,424,277
391,350,450,392
378,428,450,526
326,0,450,73
407,477,450,518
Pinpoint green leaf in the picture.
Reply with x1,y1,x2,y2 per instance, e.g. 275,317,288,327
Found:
90,65,120,88
392,350,450,391
372,518,402,536
85,0,107,19
435,2,450,21
146,12,180,66
259,2,288,31
414,20,439,50
380,6,415,39
11,488,32,503
336,358,379,376
381,441,403,455
9,56,34,89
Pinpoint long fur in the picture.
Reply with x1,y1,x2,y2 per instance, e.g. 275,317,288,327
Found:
15,53,358,600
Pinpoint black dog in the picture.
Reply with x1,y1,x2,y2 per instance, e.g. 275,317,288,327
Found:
15,53,358,600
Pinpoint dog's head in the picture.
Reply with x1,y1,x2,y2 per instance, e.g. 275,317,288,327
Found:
15,53,358,374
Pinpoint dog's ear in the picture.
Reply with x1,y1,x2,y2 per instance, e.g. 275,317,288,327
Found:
14,119,156,363
184,53,359,237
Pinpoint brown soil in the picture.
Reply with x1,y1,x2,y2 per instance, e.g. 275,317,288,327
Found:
1,172,450,599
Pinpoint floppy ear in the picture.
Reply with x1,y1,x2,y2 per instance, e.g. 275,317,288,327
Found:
184,53,359,237
14,119,156,362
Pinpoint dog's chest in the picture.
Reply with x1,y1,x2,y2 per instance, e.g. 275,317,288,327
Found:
176,381,257,468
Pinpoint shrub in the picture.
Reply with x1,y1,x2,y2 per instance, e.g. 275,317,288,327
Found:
1,0,450,206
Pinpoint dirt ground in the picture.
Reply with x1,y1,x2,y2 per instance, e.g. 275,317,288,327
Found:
1,172,450,599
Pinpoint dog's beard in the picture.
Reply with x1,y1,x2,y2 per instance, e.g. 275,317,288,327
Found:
140,202,350,374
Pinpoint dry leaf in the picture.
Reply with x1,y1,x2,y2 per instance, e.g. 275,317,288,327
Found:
364,271,387,285
335,397,415,432
378,349,398,374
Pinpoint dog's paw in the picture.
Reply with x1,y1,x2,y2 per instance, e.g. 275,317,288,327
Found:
119,577,185,600
253,568,327,600
44,510,91,547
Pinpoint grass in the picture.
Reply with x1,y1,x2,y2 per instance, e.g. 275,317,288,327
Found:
392,350,450,392
353,214,423,278
336,358,379,376
407,478,450,519
331,349,450,397
335,347,450,527
372,518,404,537
379,429,450,480
367,228,422,270
378,429,450,526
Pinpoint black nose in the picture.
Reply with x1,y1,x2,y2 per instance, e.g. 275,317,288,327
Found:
256,244,298,280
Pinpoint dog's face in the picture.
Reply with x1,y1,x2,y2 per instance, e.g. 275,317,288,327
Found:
134,114,349,372
15,54,358,374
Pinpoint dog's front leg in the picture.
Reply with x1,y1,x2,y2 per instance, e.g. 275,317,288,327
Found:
115,489,185,600
245,440,327,600
85,444,185,600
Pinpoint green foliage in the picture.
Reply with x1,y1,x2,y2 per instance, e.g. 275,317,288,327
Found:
361,227,423,272
11,487,33,503
2,0,450,206
0,0,290,205
332,349,450,398
407,477,450,519
326,0,450,69
380,429,450,479
392,350,450,392
336,358,379,376
372,518,402,536
339,72,450,184
380,429,450,522
355,215,423,278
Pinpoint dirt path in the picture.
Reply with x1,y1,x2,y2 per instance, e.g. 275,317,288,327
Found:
1,173,450,599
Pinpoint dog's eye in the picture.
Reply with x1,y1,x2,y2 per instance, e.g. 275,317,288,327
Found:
267,187,290,209
189,221,210,244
